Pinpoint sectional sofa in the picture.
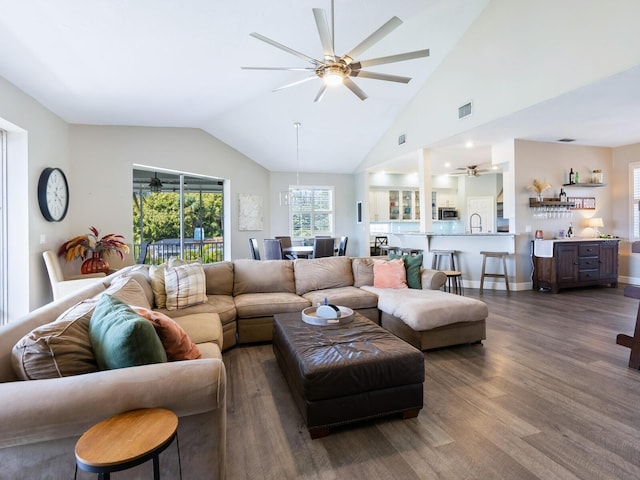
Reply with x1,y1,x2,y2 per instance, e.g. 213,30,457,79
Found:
0,255,488,479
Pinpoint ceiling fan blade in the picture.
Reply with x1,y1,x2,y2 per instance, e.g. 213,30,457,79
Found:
313,8,335,61
272,75,318,92
314,84,328,103
344,16,403,63
352,49,430,69
343,78,368,101
241,66,316,71
350,70,411,84
250,32,322,66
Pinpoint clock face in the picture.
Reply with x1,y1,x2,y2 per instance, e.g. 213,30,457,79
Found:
38,168,69,222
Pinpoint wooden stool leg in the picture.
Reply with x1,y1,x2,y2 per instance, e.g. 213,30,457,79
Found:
480,255,487,293
502,255,510,293
449,253,456,271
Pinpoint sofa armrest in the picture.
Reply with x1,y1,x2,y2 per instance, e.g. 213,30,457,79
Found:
420,269,447,290
0,358,226,448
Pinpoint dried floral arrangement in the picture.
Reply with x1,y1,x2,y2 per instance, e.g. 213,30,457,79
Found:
58,226,129,261
527,179,552,195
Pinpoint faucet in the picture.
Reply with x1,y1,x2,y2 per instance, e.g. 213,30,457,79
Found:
470,213,483,233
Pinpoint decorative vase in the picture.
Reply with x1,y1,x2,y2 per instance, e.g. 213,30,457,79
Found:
81,252,110,275
537,193,544,202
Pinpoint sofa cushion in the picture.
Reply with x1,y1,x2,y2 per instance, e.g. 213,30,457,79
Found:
90,294,168,370
149,264,167,308
132,307,201,361
171,312,223,349
352,257,375,287
203,261,234,296
373,258,408,289
234,292,310,318
104,275,152,309
389,253,423,289
293,256,354,295
164,263,208,310
122,267,155,306
362,286,488,330
233,259,296,295
302,286,379,310
11,315,98,380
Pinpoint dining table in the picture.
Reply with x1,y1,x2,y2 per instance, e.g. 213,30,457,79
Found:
282,245,314,259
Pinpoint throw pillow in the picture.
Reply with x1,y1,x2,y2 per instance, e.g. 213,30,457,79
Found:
11,315,98,380
104,275,152,309
132,307,201,361
90,294,167,370
164,263,207,310
149,264,167,309
373,258,408,289
389,253,423,289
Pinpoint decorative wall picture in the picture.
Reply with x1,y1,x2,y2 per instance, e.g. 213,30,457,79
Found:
238,193,263,230
568,197,596,210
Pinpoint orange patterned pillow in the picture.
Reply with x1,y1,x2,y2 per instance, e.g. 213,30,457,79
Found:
373,258,408,289
132,307,201,361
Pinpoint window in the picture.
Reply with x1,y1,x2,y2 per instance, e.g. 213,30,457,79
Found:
631,162,640,240
0,130,6,325
289,186,334,238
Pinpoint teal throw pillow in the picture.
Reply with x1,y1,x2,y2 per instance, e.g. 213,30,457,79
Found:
90,294,167,370
388,253,423,289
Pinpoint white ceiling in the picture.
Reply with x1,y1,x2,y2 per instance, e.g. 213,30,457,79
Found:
1,0,639,176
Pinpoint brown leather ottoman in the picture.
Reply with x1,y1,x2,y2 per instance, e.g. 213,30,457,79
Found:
273,311,424,438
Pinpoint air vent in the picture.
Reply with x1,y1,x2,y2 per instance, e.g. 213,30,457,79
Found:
458,101,472,119
398,134,406,145
557,138,576,142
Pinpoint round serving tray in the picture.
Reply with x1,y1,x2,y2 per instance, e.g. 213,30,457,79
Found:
301,306,354,326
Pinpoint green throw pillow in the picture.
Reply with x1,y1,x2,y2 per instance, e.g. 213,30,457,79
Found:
90,294,167,370
388,253,423,289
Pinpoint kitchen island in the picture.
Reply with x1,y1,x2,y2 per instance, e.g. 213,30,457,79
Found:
389,233,520,290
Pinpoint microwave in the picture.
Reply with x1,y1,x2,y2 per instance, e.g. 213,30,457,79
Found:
438,207,459,220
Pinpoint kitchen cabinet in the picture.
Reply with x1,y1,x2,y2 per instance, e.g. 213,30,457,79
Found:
532,239,619,293
369,188,420,221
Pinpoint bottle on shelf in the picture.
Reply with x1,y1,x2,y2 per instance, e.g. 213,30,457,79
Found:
569,168,575,184
567,222,573,238
559,188,567,202
574,170,579,184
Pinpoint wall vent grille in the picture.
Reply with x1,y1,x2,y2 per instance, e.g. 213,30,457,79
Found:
458,101,472,119
398,134,406,145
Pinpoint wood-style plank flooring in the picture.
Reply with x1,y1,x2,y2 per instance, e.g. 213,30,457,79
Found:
222,286,640,480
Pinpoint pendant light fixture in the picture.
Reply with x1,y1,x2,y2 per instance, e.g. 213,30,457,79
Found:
149,172,163,192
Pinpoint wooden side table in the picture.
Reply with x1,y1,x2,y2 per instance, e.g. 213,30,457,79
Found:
75,408,181,480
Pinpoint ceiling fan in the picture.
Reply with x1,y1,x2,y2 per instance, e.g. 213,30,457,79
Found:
241,0,430,102
450,165,491,177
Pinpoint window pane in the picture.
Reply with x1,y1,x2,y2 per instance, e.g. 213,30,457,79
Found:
313,213,332,234
633,165,640,239
289,186,334,238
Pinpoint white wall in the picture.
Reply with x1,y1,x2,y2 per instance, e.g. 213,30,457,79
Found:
612,143,640,283
0,75,71,316
68,125,271,266
269,171,359,255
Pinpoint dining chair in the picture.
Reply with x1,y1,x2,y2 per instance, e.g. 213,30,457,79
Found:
312,237,335,259
337,236,348,256
275,236,295,260
42,250,106,301
249,238,261,260
263,239,283,260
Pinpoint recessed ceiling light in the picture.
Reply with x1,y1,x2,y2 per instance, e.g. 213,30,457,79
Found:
465,141,474,148
444,162,451,167
557,138,576,142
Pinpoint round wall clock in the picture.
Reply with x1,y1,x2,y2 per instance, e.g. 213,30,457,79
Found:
37,167,69,222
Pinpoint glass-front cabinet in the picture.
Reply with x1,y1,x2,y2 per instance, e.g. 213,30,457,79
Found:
370,188,420,222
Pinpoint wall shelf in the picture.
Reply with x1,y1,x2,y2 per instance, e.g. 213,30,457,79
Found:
529,198,576,208
562,183,606,187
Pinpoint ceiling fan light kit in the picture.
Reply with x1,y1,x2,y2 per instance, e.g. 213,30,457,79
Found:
242,1,429,102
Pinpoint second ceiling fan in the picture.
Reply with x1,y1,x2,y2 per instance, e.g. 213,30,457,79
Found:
242,0,430,102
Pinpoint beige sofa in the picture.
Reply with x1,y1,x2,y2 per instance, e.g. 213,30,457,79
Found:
0,255,487,478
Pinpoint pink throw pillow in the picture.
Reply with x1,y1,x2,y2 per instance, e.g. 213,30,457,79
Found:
132,307,201,361
373,258,408,289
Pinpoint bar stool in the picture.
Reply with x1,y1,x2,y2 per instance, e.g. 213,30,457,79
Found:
401,248,423,256
480,251,510,294
442,270,464,295
430,250,457,270
379,245,401,256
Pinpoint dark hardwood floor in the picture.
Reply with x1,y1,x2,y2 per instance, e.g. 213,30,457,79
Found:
222,286,640,480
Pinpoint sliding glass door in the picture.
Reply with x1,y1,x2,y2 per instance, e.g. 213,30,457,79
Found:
132,168,224,264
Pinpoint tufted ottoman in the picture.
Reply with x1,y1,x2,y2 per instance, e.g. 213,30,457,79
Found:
273,312,424,438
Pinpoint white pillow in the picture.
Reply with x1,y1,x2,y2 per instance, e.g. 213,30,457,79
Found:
164,263,207,310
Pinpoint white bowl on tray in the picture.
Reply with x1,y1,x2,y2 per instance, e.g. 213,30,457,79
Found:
301,305,354,326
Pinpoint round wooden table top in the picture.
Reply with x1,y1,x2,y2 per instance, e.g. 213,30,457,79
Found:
75,408,178,469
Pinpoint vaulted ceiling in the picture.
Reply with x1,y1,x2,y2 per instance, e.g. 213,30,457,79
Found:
1,0,639,176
